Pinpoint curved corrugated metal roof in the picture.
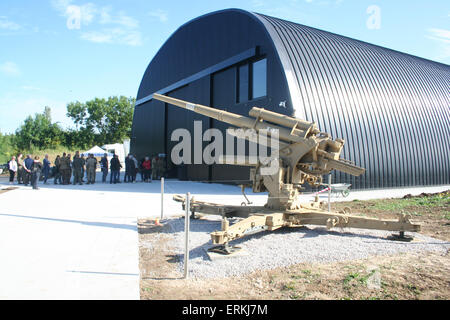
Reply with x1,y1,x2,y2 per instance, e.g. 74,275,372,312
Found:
253,12,450,189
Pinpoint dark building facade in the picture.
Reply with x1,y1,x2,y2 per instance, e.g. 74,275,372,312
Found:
131,9,450,189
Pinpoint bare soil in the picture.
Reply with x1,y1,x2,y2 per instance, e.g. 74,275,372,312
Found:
139,191,450,300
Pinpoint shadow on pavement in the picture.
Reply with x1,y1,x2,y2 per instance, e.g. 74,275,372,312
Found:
0,212,137,231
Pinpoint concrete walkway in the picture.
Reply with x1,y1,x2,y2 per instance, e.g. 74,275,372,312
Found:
0,176,143,299
0,174,448,299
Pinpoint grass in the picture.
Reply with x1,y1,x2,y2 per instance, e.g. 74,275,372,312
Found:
370,194,449,212
23,147,79,163
0,147,80,169
406,284,421,295
358,269,377,285
343,272,360,285
282,281,296,291
443,211,450,220
343,269,377,287
301,269,312,276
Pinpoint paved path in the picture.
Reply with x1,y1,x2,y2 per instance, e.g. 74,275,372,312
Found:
0,174,448,299
0,177,143,299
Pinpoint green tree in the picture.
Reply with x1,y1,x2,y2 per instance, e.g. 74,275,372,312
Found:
14,107,63,151
62,128,95,150
66,96,135,146
0,131,16,163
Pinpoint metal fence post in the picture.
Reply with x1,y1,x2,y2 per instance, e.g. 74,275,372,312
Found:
184,192,190,279
161,178,164,220
328,174,331,212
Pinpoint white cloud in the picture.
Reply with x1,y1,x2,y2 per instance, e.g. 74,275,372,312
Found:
51,0,72,11
251,0,342,25
0,61,21,77
80,30,112,43
81,28,142,46
51,0,96,27
115,13,139,28
0,16,41,35
120,30,143,46
251,0,266,8
427,28,450,60
0,16,21,30
427,28,450,43
99,7,139,28
73,3,96,26
51,0,142,46
148,9,168,23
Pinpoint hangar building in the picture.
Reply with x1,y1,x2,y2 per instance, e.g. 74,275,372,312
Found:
131,9,450,189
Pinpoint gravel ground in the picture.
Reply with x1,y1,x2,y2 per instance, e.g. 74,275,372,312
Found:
161,216,450,279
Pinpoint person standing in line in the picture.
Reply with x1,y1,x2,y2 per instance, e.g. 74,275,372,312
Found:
110,154,122,184
59,153,68,185
8,155,18,184
23,155,33,186
42,154,51,184
142,156,152,182
30,156,43,190
100,153,108,183
54,155,61,184
86,153,97,184
67,154,72,184
80,154,86,183
131,154,138,183
16,154,24,184
124,154,132,183
151,155,158,181
64,153,71,185
139,158,145,182
59,152,67,185
72,151,83,185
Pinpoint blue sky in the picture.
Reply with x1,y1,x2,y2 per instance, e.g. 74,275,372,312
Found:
0,0,449,134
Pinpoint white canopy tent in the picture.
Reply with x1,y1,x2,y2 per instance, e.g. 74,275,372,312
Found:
81,146,113,157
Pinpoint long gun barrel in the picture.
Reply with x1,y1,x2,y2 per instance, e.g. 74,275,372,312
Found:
249,107,319,136
154,93,311,144
153,93,365,178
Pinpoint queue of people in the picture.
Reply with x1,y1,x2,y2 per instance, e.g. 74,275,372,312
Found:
7,154,43,189
6,152,166,189
138,154,166,183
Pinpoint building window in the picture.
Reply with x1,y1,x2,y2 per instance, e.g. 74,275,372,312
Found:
237,64,249,103
251,59,267,99
236,58,267,103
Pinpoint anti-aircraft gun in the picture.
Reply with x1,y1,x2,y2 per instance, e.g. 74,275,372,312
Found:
153,94,420,254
